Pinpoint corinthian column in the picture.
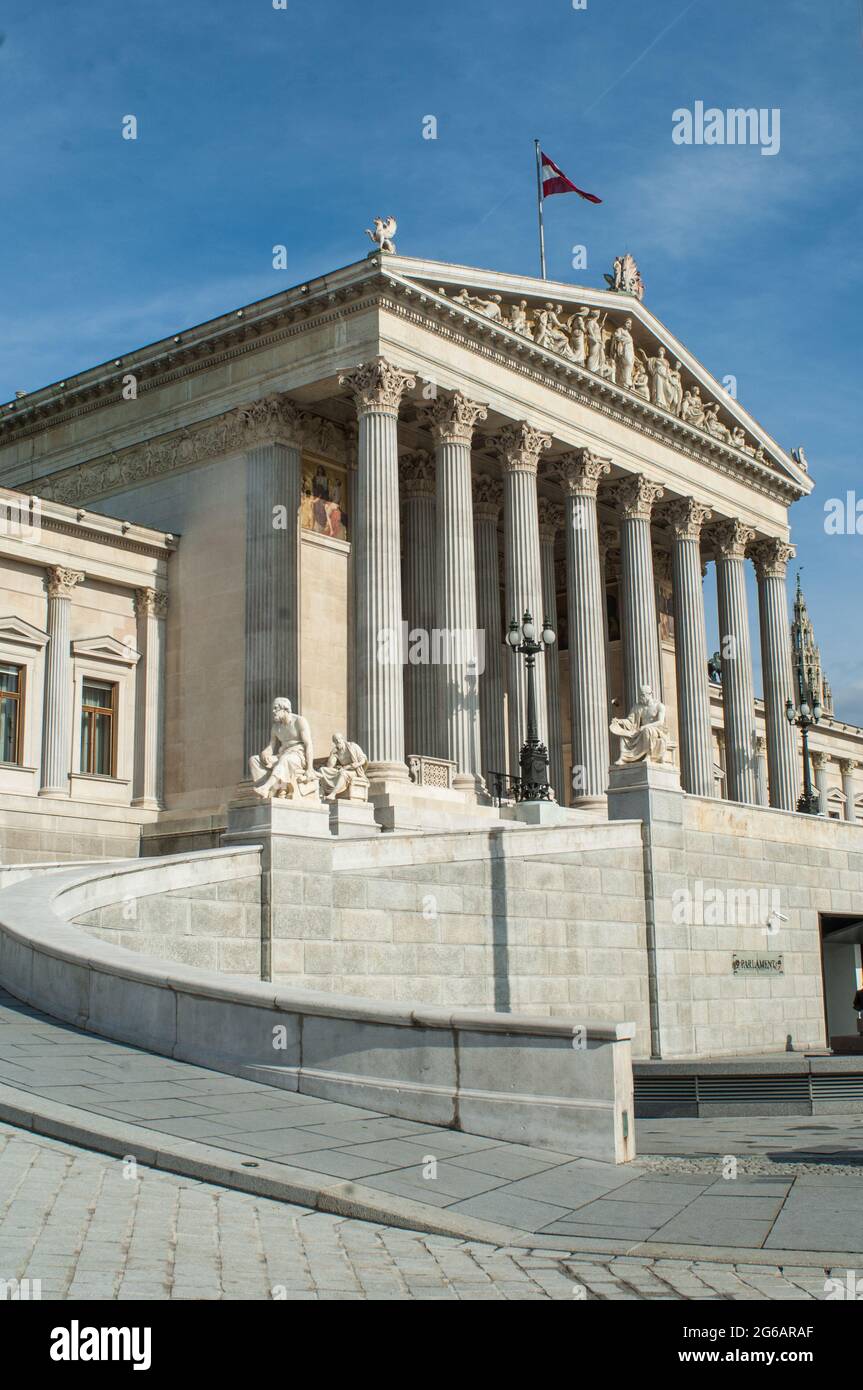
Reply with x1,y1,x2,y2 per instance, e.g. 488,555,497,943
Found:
244,395,303,765
399,450,437,758
840,759,858,823
538,497,565,802
497,422,552,776
713,518,758,804
553,451,611,800
340,358,416,782
40,566,84,796
812,750,830,816
422,392,488,791
133,588,168,808
751,537,799,811
472,474,506,781
616,474,664,711
668,498,714,797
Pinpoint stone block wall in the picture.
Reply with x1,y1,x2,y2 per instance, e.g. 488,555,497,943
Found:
74,873,261,976
267,823,652,1048
0,802,143,864
669,796,863,1056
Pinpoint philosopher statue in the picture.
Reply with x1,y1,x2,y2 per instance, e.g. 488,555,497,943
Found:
249,697,318,800
318,732,370,802
610,684,670,765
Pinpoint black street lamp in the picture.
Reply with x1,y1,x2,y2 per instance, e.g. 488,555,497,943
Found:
785,644,823,817
506,609,556,801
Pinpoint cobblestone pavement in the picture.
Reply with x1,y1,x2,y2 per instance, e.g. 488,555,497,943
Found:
3,990,862,1253
0,1124,847,1301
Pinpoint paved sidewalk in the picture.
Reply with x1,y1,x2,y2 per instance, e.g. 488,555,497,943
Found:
1,989,862,1256
0,1125,845,1301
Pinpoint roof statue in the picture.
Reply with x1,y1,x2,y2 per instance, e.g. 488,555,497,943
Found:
604,253,645,301
366,216,397,255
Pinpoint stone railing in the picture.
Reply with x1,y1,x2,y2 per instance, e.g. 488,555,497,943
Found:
0,849,636,1163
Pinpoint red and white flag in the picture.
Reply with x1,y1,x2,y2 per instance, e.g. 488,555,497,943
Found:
540,150,602,204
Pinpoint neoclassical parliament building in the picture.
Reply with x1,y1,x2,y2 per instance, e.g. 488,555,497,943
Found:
0,239,861,1066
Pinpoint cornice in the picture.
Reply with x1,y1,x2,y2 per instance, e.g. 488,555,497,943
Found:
27,400,349,508
3,255,805,512
378,278,803,507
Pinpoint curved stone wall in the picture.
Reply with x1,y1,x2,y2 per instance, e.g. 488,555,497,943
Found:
0,849,636,1163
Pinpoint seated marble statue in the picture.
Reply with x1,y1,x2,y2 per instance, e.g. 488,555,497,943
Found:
249,697,318,800
318,732,370,802
610,684,670,765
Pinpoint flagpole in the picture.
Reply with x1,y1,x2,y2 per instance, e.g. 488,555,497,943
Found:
534,139,547,279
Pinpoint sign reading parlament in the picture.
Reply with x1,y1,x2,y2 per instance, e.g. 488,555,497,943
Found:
732,953,784,975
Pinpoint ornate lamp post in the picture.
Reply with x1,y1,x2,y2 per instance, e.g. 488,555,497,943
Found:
506,609,556,801
785,650,822,817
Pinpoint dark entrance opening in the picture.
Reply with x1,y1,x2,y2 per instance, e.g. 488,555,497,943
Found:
820,913,863,1053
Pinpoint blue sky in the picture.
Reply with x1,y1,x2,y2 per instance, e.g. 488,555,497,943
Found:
1,0,861,716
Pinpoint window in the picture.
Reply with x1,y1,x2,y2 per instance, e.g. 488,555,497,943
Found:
80,680,116,777
0,663,23,764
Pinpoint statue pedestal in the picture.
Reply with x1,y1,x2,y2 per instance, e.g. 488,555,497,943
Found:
327,798,381,838
607,761,681,824
224,796,332,843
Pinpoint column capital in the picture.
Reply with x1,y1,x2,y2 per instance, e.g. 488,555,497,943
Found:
614,472,664,521
238,393,304,448
839,758,858,775
135,587,169,618
472,472,503,521
420,390,488,445
339,357,416,417
495,421,552,475
667,496,712,541
553,449,612,498
811,749,830,771
537,497,564,542
750,536,796,580
712,517,756,559
46,566,84,599
398,450,435,499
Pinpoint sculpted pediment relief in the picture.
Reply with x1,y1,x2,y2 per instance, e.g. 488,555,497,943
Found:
392,264,807,493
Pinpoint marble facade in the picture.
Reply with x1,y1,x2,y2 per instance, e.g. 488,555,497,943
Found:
0,247,858,840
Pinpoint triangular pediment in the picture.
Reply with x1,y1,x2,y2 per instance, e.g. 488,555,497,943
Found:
0,615,49,649
382,256,811,496
72,635,140,665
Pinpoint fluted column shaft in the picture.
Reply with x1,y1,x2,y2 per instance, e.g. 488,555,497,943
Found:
813,752,830,816
340,359,416,780
244,405,302,765
399,452,438,758
668,499,714,797
617,475,664,711
473,477,506,780
752,539,799,811
40,567,84,795
425,393,487,790
714,519,758,804
555,452,612,800
133,588,168,807
841,760,858,823
498,423,552,776
538,499,565,802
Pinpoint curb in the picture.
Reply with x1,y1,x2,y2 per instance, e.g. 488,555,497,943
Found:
0,1082,856,1269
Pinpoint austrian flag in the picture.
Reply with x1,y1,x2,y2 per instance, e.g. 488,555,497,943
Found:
540,151,602,203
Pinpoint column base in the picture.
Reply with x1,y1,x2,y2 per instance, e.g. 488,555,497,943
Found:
367,760,410,788
38,786,70,799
